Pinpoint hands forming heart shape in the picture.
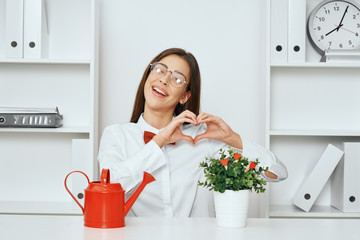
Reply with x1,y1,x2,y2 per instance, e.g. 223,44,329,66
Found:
153,110,241,149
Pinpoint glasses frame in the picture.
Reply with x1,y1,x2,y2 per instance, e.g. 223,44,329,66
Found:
149,62,188,88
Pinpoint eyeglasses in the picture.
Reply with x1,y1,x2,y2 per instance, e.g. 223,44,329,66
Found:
149,62,188,88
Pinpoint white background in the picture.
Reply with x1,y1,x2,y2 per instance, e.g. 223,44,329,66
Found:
99,0,267,217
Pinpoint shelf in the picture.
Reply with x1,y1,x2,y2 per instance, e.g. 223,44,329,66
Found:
271,62,360,68
266,0,360,220
0,126,90,133
270,205,360,218
0,201,82,215
0,0,98,216
269,130,360,137
0,59,91,64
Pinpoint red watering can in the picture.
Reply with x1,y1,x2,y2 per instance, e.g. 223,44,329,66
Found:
64,169,155,228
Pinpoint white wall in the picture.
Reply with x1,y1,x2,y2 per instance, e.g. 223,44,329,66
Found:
99,0,267,217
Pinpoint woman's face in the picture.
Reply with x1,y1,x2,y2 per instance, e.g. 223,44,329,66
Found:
144,54,191,114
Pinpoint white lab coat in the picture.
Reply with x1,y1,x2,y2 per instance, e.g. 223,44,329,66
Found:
98,114,287,217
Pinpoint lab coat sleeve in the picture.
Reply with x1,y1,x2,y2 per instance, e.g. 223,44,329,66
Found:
98,126,167,192
242,138,288,182
207,138,288,182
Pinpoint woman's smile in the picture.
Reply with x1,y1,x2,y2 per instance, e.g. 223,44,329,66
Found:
152,85,169,97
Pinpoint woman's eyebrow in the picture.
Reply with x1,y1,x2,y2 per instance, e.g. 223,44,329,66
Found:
174,70,186,79
159,62,186,79
158,62,168,68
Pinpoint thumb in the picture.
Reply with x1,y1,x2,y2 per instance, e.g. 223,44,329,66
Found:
193,132,209,144
180,134,195,144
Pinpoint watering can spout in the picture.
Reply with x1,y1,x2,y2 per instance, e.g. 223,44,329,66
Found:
124,172,155,216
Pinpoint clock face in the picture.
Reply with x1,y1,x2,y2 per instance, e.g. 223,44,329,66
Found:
308,0,360,53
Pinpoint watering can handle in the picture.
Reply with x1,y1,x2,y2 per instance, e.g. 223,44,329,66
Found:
64,171,90,213
101,169,110,184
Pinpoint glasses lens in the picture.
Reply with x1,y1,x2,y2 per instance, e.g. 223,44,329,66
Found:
170,73,186,87
151,63,166,77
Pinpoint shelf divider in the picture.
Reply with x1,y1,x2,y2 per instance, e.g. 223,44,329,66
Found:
0,201,82,215
0,59,91,64
271,62,360,68
269,130,360,137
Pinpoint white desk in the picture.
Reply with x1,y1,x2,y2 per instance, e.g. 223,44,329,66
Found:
1,215,359,240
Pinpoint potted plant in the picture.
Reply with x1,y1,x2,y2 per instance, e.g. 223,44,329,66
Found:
198,147,268,228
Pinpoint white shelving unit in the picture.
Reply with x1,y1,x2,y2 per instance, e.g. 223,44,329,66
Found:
0,0,99,214
265,0,360,218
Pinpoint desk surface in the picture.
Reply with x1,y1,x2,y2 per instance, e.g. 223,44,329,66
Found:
1,215,359,240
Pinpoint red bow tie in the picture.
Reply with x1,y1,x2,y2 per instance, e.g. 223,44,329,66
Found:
143,131,175,145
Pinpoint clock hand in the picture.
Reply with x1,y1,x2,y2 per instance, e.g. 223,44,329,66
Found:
337,5,349,32
326,25,341,36
336,24,359,36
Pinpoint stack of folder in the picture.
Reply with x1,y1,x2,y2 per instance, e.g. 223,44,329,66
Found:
293,143,360,213
5,0,48,59
270,0,306,63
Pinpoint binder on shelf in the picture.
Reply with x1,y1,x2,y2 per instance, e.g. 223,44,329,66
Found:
270,0,288,63
293,144,343,212
0,106,63,128
287,0,306,63
5,0,24,58
71,139,92,208
23,0,48,58
0,0,5,58
331,142,360,212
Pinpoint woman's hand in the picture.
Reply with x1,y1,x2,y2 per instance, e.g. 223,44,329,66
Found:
153,110,197,148
265,171,278,179
193,113,243,150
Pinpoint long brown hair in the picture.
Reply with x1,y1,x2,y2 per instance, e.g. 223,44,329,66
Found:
130,48,201,123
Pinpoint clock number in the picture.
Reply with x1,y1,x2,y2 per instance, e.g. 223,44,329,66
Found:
319,17,326,22
357,23,360,28
325,10,330,14
354,14,357,19
321,35,324,40
349,40,353,45
329,41,332,46
317,26,321,31
339,43,343,48
334,6,340,11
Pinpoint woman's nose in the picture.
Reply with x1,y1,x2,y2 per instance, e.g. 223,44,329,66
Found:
159,72,171,85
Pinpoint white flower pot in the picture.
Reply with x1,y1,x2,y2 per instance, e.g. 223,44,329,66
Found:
213,189,250,228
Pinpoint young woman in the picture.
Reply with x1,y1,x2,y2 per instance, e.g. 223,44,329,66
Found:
98,48,287,217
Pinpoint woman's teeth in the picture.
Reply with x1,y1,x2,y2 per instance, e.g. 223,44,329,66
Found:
153,87,166,96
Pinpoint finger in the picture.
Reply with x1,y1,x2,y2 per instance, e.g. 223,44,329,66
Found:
197,115,213,124
182,110,196,116
196,112,209,123
173,116,197,126
193,132,209,144
197,113,219,124
177,111,197,123
196,112,207,120
198,115,221,125
180,134,195,144
179,110,196,119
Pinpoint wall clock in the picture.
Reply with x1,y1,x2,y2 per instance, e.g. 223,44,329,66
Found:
307,0,360,55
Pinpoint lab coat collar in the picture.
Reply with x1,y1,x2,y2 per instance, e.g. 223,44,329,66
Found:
136,113,162,134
